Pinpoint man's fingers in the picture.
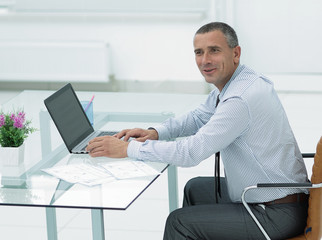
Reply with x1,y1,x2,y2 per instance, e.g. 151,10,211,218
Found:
88,136,104,145
86,136,106,152
115,129,129,139
86,135,129,158
88,146,105,157
123,133,134,142
115,129,141,141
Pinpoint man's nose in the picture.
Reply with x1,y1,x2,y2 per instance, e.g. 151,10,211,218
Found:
201,52,211,65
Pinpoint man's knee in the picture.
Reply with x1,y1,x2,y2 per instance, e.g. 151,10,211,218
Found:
164,209,182,240
164,208,198,240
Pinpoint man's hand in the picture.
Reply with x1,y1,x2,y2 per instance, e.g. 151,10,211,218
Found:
86,128,158,158
86,136,129,158
115,128,159,142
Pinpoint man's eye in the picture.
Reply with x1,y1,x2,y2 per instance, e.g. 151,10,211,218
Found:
194,50,202,55
211,48,219,53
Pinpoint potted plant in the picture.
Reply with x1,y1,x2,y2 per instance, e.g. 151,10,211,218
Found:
0,110,36,165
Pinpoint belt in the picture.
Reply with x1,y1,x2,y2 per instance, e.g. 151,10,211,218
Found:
264,193,308,206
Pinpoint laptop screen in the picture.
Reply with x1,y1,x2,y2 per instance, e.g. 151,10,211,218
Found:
44,83,94,152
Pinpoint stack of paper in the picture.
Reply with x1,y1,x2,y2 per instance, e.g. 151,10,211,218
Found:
99,160,160,180
42,160,160,186
42,163,115,186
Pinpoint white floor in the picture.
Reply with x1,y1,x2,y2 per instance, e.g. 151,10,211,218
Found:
0,90,321,240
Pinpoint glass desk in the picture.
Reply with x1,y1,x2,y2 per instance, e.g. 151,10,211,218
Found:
0,90,208,240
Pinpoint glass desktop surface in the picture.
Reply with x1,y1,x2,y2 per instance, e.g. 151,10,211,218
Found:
0,90,206,210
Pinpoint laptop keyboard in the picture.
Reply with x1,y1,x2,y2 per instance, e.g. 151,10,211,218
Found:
97,131,118,137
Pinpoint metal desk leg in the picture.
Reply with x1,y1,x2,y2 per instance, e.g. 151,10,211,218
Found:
167,165,178,212
46,207,58,240
91,209,105,240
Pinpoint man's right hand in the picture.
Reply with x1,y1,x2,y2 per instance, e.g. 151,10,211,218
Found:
115,128,159,142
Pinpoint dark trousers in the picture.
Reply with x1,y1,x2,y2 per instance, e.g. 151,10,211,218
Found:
163,177,308,240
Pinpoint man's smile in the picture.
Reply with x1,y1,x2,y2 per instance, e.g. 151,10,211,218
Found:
203,67,217,74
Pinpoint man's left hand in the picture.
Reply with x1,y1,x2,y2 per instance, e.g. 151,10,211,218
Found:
86,136,129,158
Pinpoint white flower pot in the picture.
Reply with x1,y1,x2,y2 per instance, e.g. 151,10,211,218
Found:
0,143,25,166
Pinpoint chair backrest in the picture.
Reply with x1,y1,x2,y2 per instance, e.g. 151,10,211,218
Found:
290,137,322,240
304,137,322,240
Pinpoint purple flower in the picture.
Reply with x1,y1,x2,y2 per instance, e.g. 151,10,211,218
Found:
13,115,24,129
0,115,5,127
18,112,25,121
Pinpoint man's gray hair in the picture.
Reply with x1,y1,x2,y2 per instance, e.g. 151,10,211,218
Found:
195,22,239,48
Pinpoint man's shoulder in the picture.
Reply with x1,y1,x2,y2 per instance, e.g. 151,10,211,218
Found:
223,65,273,100
236,65,270,83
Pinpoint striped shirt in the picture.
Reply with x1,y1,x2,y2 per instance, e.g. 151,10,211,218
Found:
128,64,309,203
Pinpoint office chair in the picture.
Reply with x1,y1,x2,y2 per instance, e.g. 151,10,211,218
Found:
242,137,322,240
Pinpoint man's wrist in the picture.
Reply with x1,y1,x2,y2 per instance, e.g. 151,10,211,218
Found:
127,140,142,159
123,141,130,158
148,127,159,140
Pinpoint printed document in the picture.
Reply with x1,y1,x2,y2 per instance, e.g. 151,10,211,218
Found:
99,160,160,179
42,163,115,186
42,160,160,186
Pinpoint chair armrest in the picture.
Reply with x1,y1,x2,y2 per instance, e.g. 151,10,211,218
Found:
302,153,315,158
257,182,312,188
241,181,317,240
241,151,316,240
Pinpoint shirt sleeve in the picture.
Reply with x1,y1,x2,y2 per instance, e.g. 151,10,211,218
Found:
153,90,219,141
127,96,250,167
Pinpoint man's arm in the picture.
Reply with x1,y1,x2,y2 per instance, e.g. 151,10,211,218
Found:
153,90,219,141
127,97,250,167
87,90,219,160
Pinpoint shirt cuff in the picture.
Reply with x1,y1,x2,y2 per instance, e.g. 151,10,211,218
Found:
127,140,143,159
152,125,170,141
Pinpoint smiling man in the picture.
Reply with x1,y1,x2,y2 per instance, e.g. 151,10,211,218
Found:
194,28,240,90
87,22,309,239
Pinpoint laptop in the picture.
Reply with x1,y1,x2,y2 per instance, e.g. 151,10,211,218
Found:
44,83,117,154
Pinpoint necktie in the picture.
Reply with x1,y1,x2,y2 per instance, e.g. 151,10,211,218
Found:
215,95,221,203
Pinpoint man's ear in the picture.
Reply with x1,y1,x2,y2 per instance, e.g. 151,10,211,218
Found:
233,46,241,64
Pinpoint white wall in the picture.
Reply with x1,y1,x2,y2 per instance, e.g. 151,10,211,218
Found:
0,0,211,84
0,20,206,82
224,0,322,92
233,0,322,74
0,0,322,92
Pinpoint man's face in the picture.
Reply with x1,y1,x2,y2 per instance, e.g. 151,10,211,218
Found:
193,30,241,91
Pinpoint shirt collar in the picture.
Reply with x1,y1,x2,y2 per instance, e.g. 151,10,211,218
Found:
219,64,244,100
